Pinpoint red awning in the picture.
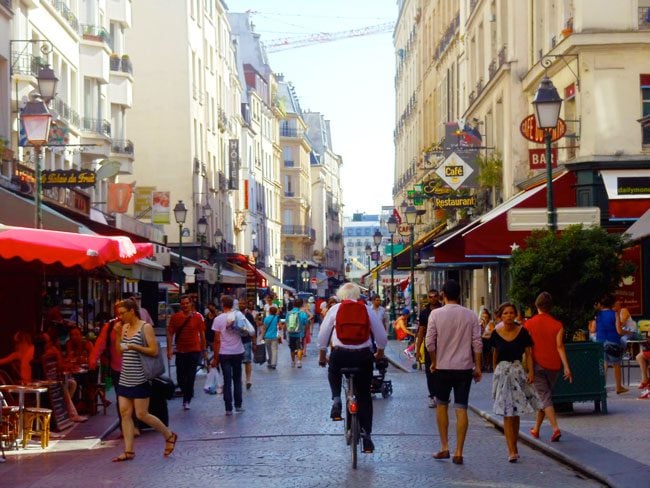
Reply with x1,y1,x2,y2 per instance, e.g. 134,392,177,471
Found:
226,254,266,287
0,224,153,270
462,172,576,258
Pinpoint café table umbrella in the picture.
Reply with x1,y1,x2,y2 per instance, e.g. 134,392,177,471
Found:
0,224,153,269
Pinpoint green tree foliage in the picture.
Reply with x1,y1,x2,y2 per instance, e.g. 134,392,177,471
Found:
509,225,634,338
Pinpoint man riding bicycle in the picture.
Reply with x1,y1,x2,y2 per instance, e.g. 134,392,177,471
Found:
318,282,388,453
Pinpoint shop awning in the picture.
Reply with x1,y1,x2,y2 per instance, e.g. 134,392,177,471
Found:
462,171,576,258
625,208,650,242
419,221,497,268
108,258,165,282
226,254,266,287
220,268,246,285
0,224,153,270
0,186,87,233
257,268,296,293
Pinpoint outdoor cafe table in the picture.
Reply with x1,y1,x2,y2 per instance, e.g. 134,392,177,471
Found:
0,384,48,444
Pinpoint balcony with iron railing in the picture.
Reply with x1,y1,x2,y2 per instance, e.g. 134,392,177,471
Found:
81,117,111,137
48,0,80,32
10,52,46,77
111,139,134,155
110,55,133,75
282,225,316,240
280,127,303,138
640,7,650,29
52,97,80,128
80,24,111,45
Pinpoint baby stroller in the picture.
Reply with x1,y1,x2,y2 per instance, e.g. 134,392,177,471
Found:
370,357,393,398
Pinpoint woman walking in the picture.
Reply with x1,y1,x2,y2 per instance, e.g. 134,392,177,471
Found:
594,295,628,394
525,292,573,442
490,302,540,462
262,306,280,369
113,298,177,462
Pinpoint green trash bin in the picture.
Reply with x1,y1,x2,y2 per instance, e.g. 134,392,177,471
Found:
552,341,607,414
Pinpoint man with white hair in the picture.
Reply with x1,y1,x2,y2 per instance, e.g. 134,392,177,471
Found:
318,282,388,453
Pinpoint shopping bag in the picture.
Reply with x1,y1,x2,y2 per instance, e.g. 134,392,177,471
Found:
203,367,219,394
254,343,267,365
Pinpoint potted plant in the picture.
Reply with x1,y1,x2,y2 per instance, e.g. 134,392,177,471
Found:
561,18,573,38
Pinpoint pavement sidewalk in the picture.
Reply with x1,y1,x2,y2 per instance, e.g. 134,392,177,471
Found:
384,339,650,488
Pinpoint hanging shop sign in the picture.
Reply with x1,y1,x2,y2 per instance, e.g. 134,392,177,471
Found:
435,152,475,190
520,114,567,143
41,169,96,188
134,186,155,219
228,139,239,190
107,183,133,213
151,191,171,224
528,147,558,170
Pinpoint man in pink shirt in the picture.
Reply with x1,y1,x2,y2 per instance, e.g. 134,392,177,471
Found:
425,279,482,465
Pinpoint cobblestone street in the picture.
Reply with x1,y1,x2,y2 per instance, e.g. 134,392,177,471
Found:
1,340,605,487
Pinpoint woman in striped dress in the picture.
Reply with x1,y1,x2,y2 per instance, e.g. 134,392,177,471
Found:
112,298,177,462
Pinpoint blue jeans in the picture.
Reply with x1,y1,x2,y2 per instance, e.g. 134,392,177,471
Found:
220,353,244,412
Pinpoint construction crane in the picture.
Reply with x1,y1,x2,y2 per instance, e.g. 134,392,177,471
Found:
264,22,394,53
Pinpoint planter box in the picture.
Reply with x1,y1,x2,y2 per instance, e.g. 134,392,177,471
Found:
552,341,607,413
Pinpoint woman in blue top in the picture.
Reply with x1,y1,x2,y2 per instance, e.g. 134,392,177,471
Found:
595,295,627,394
262,306,280,369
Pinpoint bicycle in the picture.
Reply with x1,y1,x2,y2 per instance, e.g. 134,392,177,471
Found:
341,366,361,469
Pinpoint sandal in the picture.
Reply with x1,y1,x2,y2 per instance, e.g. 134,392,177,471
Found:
432,450,450,459
529,428,540,439
164,432,178,457
112,451,135,462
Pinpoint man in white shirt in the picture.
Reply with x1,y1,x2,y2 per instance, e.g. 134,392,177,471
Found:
368,295,388,331
318,283,388,453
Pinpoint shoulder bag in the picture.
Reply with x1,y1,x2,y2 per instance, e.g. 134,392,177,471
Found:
140,325,165,380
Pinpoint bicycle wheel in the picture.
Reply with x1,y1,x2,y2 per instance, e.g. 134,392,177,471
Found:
344,406,351,445
350,412,359,469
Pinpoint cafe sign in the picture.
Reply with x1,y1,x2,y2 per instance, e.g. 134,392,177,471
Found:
520,114,566,143
41,169,96,188
435,152,475,190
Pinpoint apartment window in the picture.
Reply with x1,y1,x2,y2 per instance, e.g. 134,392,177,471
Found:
642,75,650,144
284,175,294,196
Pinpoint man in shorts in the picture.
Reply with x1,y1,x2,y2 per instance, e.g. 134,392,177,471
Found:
425,280,482,465
238,301,257,389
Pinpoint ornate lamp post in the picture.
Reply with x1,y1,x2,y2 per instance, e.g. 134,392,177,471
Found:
214,228,223,291
252,246,259,307
386,215,398,334
373,229,382,298
405,205,418,327
364,244,372,290
532,76,563,232
173,200,188,291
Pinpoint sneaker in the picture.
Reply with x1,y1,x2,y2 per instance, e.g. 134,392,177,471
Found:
225,410,233,416
330,400,342,420
428,397,437,408
291,361,296,368
235,407,245,413
362,435,375,453
297,361,302,368
639,389,650,399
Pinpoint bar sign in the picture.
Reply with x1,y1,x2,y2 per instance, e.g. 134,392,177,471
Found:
528,148,558,170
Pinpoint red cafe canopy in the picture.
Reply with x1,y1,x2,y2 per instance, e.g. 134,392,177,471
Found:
0,224,153,270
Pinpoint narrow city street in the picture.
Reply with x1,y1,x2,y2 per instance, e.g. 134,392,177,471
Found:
2,341,603,488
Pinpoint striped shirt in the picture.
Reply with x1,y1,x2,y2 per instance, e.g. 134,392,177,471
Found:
119,327,147,387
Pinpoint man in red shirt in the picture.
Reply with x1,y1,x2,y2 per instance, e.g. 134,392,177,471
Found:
167,295,207,410
525,292,573,442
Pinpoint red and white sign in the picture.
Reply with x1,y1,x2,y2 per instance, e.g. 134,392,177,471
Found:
528,148,558,170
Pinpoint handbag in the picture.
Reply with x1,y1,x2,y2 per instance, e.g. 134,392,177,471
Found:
253,343,267,365
233,311,255,337
140,329,165,380
152,374,175,400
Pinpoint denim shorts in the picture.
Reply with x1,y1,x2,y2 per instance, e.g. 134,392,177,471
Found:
242,341,253,363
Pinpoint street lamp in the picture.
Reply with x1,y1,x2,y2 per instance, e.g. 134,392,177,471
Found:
252,246,259,307
365,243,372,279
173,200,188,290
301,270,310,291
532,76,563,233
405,205,418,327
22,98,52,229
386,215,398,325
373,229,382,298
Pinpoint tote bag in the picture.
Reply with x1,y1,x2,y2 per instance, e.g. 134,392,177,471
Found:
140,328,165,380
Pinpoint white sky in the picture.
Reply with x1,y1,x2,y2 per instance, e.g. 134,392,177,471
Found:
228,0,397,216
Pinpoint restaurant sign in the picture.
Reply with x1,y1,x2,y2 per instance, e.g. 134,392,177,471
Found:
435,152,475,190
433,195,477,209
41,169,96,188
616,244,643,316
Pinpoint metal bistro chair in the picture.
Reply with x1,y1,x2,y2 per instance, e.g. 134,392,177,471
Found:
0,392,20,455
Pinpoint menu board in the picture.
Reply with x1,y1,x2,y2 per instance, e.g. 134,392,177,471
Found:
47,383,73,432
